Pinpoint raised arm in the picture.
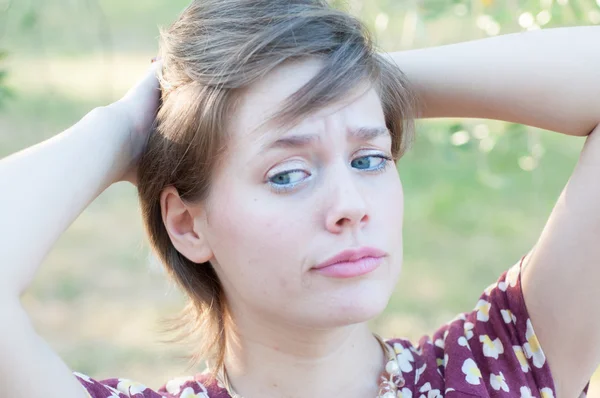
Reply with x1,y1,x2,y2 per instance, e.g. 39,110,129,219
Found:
392,26,600,397
390,26,600,136
0,62,160,397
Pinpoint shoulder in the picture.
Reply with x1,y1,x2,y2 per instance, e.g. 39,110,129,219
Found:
73,370,229,398
384,258,580,397
157,372,229,398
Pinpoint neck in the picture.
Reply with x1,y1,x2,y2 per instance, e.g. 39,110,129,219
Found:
220,320,385,398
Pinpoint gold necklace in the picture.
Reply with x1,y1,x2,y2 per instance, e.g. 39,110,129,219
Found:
216,333,406,397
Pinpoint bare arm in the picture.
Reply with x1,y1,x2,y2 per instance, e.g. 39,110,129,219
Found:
0,108,130,298
391,27,600,397
0,62,160,397
391,26,600,136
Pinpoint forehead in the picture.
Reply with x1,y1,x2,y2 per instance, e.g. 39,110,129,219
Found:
229,57,386,146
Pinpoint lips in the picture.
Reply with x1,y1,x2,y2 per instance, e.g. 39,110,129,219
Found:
311,247,386,278
314,247,387,269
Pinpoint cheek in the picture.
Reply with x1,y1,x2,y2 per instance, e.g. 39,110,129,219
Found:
206,181,308,291
378,169,404,224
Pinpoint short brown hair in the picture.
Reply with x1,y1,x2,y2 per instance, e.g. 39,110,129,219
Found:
137,0,415,377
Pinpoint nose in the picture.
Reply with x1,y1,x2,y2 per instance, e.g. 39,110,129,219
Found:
324,164,369,234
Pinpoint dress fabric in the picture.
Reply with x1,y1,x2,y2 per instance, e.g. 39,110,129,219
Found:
73,257,591,397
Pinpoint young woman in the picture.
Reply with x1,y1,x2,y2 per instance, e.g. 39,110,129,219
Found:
1,1,599,397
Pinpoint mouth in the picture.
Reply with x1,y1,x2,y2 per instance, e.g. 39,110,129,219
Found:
312,247,386,278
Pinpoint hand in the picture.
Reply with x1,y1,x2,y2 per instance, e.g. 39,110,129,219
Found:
107,59,162,186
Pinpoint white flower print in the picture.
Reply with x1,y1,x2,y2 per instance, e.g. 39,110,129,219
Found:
524,318,546,368
490,371,509,392
513,345,530,373
73,372,94,383
464,322,475,340
434,338,444,349
444,353,449,368
461,358,482,385
418,381,442,398
506,263,520,287
399,387,413,398
73,372,93,384
165,376,195,395
195,381,209,394
475,299,491,322
393,342,405,353
415,363,427,385
479,334,504,359
501,309,517,324
497,281,508,291
458,336,469,347
419,382,432,392
409,345,423,356
117,379,147,395
540,387,555,398
520,386,534,398
424,391,442,398
484,282,496,296
180,386,209,398
394,343,416,373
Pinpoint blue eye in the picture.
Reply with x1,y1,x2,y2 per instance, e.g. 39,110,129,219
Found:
268,170,310,193
267,154,392,194
351,155,391,170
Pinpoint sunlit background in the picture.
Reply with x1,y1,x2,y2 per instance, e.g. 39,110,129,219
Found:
1,0,599,394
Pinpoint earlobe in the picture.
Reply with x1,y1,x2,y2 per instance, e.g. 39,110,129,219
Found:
160,186,214,264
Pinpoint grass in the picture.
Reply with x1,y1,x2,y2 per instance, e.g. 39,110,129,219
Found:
2,0,599,394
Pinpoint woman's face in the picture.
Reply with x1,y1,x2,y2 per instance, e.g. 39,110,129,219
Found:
198,58,404,330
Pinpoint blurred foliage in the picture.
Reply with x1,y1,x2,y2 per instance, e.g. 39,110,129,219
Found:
0,0,11,108
0,49,15,108
0,0,597,162
3,0,598,152
417,0,600,26
343,0,599,185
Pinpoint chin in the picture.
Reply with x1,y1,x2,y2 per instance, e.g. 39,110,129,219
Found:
315,280,395,327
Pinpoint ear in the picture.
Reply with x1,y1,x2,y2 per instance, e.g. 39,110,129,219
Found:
160,186,214,264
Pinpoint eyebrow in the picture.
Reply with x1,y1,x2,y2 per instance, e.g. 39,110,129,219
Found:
261,126,391,151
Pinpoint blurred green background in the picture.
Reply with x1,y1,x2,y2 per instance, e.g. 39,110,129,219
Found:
1,0,599,393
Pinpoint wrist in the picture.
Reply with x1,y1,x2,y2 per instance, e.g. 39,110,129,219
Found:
80,105,135,185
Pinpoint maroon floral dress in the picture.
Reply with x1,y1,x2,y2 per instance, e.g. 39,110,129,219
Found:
73,257,591,397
